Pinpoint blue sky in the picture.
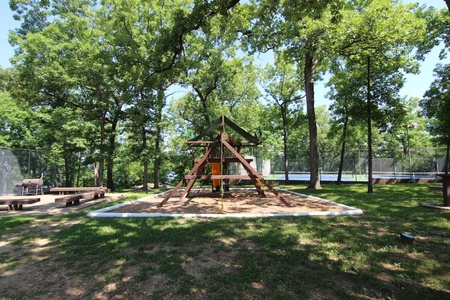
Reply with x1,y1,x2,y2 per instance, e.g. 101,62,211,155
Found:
0,0,448,107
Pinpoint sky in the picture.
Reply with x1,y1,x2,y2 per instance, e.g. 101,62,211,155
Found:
0,0,448,108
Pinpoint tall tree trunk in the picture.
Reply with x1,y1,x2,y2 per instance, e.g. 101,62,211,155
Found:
64,155,73,187
96,159,104,187
445,142,449,175
304,52,321,189
106,95,124,192
143,160,149,190
153,129,161,189
367,56,373,193
71,154,76,187
194,87,211,127
76,153,81,187
337,116,349,184
153,87,165,189
97,112,106,187
106,146,115,191
106,121,118,192
445,0,450,12
281,105,289,182
142,126,149,192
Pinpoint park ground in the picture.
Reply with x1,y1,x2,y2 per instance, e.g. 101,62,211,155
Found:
0,183,449,299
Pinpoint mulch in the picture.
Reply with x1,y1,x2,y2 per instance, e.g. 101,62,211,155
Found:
108,189,348,215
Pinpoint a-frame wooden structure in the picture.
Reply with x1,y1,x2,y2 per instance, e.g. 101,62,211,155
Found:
157,115,290,207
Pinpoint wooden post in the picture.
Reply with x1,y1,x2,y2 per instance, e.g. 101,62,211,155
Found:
221,137,290,206
438,174,450,207
157,141,220,208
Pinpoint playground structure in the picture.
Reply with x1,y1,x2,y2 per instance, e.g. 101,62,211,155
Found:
157,115,290,208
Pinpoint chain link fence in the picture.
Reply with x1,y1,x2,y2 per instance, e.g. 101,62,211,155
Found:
0,147,91,194
1,146,448,194
0,147,62,194
268,147,448,181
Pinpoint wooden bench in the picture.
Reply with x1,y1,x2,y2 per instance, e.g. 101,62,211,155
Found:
50,187,109,195
55,194,83,207
55,191,106,207
0,198,41,211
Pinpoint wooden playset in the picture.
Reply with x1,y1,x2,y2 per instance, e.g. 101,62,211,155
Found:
157,115,290,207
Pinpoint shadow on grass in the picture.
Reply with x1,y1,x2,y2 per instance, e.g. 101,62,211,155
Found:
42,209,449,299
0,215,48,238
0,184,448,299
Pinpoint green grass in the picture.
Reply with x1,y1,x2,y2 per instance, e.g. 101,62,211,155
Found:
0,184,449,299
0,215,47,238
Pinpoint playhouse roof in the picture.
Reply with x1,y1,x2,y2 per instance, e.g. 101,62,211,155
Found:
188,115,261,145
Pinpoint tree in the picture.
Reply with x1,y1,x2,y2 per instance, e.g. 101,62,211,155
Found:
38,106,94,186
9,0,117,187
9,0,243,189
0,68,36,149
419,5,450,175
335,0,426,192
421,64,450,174
176,40,260,135
91,0,244,188
445,0,450,12
169,54,262,141
260,53,304,181
327,60,367,184
241,0,344,189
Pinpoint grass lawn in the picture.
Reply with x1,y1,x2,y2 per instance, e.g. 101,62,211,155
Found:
0,184,449,299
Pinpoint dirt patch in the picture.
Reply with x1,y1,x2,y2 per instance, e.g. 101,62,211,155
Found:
107,189,352,215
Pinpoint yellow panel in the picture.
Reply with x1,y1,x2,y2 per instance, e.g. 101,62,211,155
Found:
211,162,221,187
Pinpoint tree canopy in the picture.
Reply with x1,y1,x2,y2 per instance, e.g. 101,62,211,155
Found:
1,0,448,189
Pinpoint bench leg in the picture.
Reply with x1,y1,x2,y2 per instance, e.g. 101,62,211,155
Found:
64,200,80,207
8,204,23,211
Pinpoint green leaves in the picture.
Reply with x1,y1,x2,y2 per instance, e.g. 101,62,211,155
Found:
421,64,450,146
2,0,446,189
336,0,426,60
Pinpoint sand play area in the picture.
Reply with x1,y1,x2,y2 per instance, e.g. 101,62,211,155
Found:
88,188,363,218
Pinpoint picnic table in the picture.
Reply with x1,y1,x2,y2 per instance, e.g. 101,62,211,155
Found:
0,198,40,211
50,187,108,195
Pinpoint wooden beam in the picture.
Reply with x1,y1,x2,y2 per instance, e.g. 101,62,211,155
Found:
186,141,216,145
194,158,253,163
186,140,254,147
185,175,250,180
157,141,220,207
221,137,291,206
